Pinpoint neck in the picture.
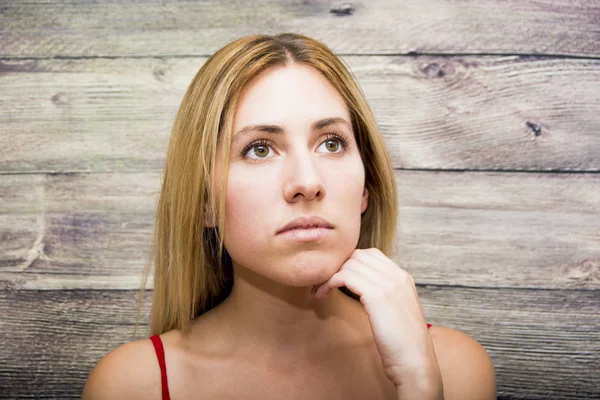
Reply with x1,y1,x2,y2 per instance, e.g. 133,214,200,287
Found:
211,262,369,359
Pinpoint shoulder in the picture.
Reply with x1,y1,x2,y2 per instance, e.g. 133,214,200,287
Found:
429,325,497,400
81,336,163,400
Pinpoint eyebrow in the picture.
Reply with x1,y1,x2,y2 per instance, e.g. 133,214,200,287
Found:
232,117,352,144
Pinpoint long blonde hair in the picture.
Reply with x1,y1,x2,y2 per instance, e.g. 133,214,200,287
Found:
133,32,398,339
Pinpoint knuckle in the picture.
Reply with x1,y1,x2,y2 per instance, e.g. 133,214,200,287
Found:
372,247,385,256
399,269,414,285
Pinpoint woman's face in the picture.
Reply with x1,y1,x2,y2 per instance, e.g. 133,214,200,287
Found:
216,64,368,288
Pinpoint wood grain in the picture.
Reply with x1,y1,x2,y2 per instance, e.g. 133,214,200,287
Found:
1,287,598,399
1,0,599,58
2,3,599,399
1,170,598,290
1,56,600,173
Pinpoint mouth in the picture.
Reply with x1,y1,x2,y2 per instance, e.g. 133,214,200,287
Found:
277,215,334,235
276,215,334,242
277,226,332,242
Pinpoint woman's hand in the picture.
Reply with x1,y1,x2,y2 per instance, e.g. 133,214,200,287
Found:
312,248,444,399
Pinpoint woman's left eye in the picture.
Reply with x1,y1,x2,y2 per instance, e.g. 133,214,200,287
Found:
318,138,342,153
317,134,350,153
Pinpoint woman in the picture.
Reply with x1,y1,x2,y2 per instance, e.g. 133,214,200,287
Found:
83,33,496,399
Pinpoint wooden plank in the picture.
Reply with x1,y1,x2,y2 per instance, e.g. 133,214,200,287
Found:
1,170,599,290
1,0,599,58
0,287,597,398
1,56,600,173
0,289,149,399
396,171,600,289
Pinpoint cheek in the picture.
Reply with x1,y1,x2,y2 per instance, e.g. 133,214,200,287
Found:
327,160,365,208
323,161,366,242
221,168,276,250
225,175,265,225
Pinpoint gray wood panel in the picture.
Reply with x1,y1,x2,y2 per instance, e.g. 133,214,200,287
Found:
2,2,599,399
1,287,598,399
1,170,598,290
1,56,600,173
1,0,599,58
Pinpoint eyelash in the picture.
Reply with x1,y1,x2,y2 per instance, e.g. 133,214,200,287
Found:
240,132,351,161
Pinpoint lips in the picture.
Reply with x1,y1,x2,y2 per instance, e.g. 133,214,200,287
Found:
277,216,334,234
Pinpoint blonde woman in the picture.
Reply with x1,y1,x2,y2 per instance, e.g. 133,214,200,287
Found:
83,33,496,399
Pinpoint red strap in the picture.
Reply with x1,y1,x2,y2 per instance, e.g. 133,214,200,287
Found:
149,334,171,400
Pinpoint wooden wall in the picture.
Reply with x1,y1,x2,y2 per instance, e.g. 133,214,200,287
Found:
1,1,599,398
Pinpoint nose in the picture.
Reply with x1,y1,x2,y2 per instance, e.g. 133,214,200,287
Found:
282,150,325,203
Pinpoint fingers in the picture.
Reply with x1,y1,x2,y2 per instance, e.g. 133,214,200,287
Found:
353,249,419,298
313,248,416,301
314,258,387,300
352,248,411,282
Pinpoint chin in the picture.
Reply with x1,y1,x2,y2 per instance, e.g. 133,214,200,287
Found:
230,241,357,287
272,251,347,287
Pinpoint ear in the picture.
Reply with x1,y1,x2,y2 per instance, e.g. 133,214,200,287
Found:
361,187,369,214
204,200,217,228
204,211,216,228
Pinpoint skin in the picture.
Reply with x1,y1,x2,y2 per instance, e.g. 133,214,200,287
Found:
82,63,497,400
213,63,443,397
210,63,371,357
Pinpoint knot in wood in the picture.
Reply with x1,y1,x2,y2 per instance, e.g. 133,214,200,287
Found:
330,3,355,16
51,92,69,107
565,258,600,283
422,62,447,78
526,121,542,136
153,67,166,81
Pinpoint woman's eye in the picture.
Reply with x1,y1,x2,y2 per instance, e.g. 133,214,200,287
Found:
251,144,271,158
318,138,342,153
243,142,274,160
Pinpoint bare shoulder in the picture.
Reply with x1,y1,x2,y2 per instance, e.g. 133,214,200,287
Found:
81,336,162,400
429,325,497,400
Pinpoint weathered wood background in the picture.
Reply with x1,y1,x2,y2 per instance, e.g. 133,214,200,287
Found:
1,1,599,398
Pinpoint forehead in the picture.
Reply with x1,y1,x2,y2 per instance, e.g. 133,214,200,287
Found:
233,65,350,129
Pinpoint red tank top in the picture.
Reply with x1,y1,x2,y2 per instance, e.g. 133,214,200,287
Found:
150,323,432,400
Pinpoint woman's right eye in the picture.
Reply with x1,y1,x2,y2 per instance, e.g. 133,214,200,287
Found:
241,140,275,161
249,144,270,158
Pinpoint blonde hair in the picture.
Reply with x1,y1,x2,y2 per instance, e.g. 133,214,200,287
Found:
133,32,398,339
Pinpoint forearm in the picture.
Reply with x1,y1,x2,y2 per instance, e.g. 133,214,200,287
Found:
395,369,444,400
396,381,443,400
